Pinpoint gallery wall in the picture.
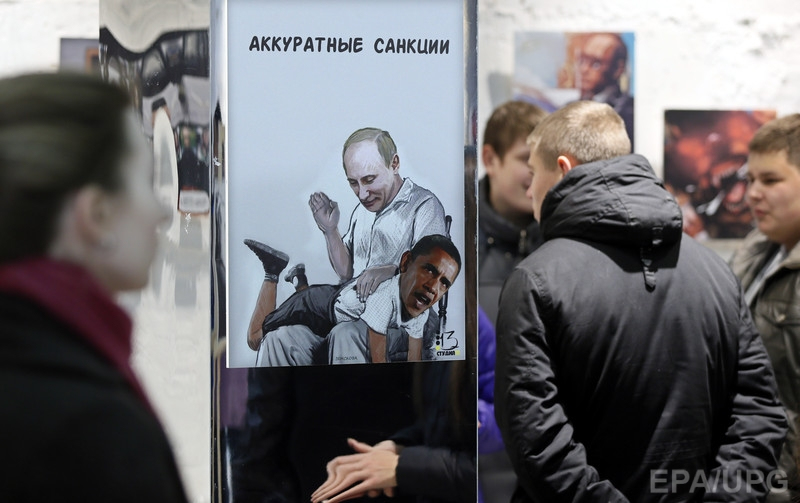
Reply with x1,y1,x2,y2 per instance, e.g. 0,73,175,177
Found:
2,1,800,502
477,0,800,178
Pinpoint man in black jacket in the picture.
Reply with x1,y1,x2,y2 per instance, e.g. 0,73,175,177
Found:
494,100,787,502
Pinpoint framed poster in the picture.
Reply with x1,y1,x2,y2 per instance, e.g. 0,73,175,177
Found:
211,1,477,502
514,31,635,149
225,0,470,369
663,109,776,241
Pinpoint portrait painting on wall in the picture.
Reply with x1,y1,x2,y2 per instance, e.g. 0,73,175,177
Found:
59,38,100,74
514,31,635,149
663,109,776,241
226,0,469,369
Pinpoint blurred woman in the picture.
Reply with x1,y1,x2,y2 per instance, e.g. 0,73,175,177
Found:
0,72,186,502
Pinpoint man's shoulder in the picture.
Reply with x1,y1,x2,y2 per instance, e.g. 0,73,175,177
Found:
505,239,577,289
402,178,443,205
679,233,737,272
518,237,588,265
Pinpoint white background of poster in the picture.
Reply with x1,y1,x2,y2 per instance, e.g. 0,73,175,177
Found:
227,0,466,368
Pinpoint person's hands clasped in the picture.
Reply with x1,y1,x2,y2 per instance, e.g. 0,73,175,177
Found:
311,438,399,503
309,192,340,234
355,265,397,302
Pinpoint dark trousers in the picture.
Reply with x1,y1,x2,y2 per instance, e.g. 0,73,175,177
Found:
261,284,342,337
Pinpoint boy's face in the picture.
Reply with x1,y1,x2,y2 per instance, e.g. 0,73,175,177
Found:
398,248,459,320
746,149,800,249
484,138,535,219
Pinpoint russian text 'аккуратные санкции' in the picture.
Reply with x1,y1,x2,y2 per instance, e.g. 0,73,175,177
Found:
248,36,450,55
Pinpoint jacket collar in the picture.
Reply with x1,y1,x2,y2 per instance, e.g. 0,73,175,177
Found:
540,154,683,250
478,177,540,251
737,229,800,272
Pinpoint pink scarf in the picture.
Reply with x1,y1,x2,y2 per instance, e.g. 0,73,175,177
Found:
0,257,155,416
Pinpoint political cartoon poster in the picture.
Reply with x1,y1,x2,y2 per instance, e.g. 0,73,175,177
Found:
514,31,635,149
226,0,469,368
663,109,776,240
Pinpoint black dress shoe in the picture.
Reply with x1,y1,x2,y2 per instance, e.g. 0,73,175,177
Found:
284,263,306,283
284,263,309,291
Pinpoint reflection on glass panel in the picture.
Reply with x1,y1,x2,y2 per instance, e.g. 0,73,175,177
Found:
99,1,211,500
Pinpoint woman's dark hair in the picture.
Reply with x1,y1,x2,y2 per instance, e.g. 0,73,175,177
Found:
0,71,132,263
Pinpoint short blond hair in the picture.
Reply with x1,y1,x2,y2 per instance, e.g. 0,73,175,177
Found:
527,101,631,169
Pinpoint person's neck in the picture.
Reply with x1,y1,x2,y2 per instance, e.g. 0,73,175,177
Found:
385,175,404,206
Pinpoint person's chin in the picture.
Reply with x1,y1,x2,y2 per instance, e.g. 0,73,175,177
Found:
361,199,381,212
405,304,427,320
756,220,777,239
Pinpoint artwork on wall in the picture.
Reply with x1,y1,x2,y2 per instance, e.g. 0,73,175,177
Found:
663,109,776,241
225,0,472,369
514,31,635,149
59,38,99,74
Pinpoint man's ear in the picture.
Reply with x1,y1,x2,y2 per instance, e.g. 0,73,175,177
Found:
390,153,400,172
557,154,581,177
398,251,412,273
481,144,499,175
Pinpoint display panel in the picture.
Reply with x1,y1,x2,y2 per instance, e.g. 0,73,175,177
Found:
211,1,477,502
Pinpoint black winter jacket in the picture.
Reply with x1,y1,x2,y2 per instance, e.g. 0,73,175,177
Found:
495,154,786,502
478,177,543,325
0,294,188,503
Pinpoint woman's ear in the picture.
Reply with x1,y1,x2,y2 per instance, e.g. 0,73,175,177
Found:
47,186,113,261
71,185,114,247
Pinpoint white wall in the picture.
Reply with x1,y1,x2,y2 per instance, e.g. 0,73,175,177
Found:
0,1,99,76
478,0,800,178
